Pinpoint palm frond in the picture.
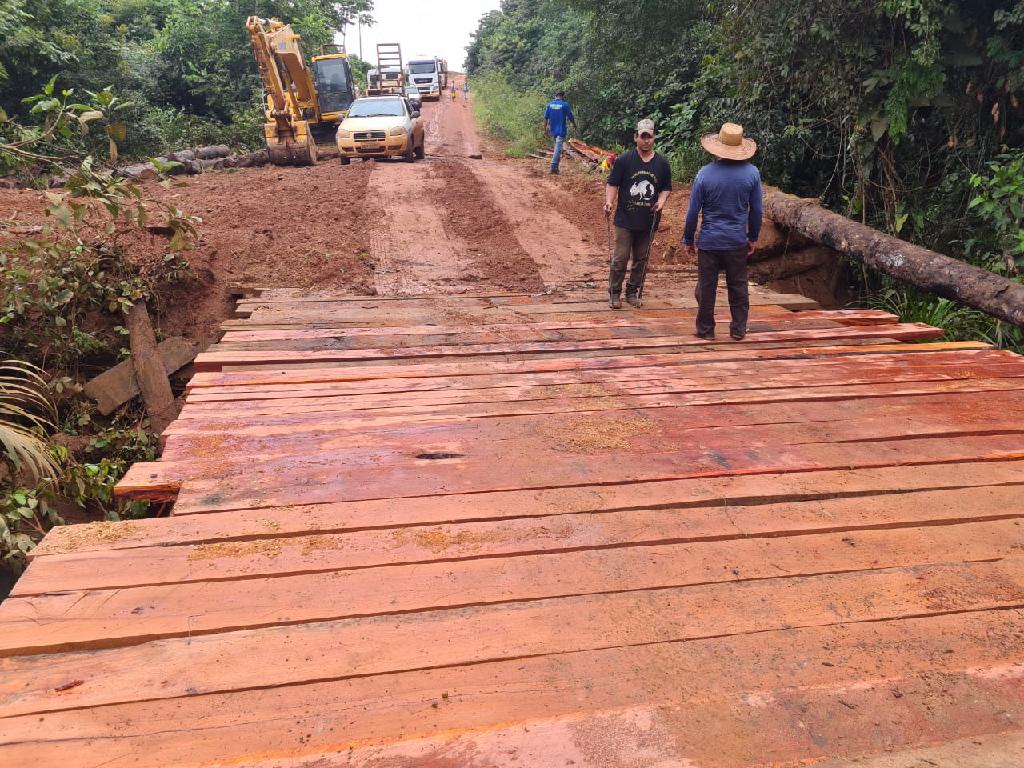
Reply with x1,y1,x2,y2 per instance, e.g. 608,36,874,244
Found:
0,360,59,483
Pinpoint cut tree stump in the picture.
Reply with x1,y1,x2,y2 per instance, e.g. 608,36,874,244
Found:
83,338,198,416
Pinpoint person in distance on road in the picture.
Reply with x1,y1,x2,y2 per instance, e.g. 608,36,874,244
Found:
543,90,577,175
604,118,672,309
681,122,763,341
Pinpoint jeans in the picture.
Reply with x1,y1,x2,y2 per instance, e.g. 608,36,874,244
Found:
696,247,750,336
609,226,653,297
551,135,565,171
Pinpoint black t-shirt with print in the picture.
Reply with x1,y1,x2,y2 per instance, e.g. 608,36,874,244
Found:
608,148,673,231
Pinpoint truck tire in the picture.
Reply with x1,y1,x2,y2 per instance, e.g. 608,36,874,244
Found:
340,156,351,166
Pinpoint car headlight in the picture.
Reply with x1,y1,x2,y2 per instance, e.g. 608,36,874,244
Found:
389,126,406,137
337,129,352,139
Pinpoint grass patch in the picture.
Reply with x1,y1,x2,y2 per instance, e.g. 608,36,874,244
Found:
471,72,549,157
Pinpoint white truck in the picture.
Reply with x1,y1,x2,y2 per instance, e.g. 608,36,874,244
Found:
405,56,447,100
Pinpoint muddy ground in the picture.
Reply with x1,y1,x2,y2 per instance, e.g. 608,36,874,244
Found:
0,88,833,353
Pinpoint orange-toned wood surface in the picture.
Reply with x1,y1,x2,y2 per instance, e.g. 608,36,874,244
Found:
3,287,1023,767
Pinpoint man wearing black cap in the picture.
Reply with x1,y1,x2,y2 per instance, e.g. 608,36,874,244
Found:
604,118,672,309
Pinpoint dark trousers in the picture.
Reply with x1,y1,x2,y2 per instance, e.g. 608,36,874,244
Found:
609,226,652,297
696,247,750,336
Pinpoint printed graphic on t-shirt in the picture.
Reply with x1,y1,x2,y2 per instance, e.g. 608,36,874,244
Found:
625,171,658,211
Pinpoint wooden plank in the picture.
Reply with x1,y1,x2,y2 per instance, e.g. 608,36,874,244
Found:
218,309,900,343
2,517,1022,655
0,610,1020,767
167,375,1024,429
119,431,1024,505
182,347,1015,402
175,362,1024,420
82,337,197,415
157,390,1024,466
16,485,1024,596
184,342,992,391
35,458,1024,549
192,325,945,371
210,317,850,353
3,559,1022,717
814,732,1024,768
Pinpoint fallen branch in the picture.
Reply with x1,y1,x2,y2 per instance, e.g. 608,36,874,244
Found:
765,188,1024,327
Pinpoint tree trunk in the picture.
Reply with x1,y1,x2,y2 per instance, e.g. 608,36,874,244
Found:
125,303,177,434
764,188,1024,327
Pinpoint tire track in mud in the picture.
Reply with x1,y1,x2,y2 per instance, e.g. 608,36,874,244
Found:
427,158,545,292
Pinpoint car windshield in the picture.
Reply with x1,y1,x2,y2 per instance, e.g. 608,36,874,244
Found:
348,99,405,117
408,61,436,74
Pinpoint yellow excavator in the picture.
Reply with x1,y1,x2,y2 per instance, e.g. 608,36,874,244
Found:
245,17,357,165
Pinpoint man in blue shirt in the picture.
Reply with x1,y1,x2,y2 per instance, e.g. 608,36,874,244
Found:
682,123,763,340
543,91,577,175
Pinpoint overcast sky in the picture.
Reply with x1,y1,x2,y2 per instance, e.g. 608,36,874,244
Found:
338,0,502,72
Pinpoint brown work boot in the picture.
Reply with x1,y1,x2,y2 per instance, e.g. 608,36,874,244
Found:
609,294,622,310
625,294,642,308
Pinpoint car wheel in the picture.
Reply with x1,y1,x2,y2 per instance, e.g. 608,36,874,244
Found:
414,138,425,159
340,156,351,166
403,139,415,163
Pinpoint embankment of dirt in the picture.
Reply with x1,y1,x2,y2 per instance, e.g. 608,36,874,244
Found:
0,160,379,350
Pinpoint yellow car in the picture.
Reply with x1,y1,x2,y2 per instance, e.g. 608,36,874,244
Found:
336,96,425,164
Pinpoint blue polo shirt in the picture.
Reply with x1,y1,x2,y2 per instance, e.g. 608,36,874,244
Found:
683,160,763,250
544,98,575,137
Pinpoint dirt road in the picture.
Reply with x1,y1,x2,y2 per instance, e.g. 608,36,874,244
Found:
0,89,699,349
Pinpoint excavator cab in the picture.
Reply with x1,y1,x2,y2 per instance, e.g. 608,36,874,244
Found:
310,54,355,128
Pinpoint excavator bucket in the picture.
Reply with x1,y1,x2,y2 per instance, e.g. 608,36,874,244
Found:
263,121,318,166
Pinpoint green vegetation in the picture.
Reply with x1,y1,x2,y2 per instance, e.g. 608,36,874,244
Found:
471,72,549,157
467,0,1024,348
1,0,374,168
1,88,201,572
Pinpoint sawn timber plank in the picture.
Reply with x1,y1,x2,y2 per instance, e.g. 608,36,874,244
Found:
15,484,1024,596
2,517,1022,655
3,559,1023,717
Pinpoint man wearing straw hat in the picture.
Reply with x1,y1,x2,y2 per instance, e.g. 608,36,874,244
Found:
682,123,763,340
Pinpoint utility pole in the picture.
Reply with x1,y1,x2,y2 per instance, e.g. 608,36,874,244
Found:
358,16,363,59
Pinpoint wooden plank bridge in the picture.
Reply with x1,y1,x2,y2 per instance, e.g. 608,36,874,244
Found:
3,283,1024,767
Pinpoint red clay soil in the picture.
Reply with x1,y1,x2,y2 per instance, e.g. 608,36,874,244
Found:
427,158,544,292
0,161,378,349
135,160,379,346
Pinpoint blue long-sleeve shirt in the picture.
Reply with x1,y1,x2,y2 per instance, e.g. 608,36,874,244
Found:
683,160,763,250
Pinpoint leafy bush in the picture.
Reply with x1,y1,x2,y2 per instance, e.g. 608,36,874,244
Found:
969,150,1024,277
1,158,197,372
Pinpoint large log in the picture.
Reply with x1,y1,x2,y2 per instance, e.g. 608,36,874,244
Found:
765,188,1024,327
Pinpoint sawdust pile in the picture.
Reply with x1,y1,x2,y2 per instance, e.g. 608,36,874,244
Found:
542,411,658,453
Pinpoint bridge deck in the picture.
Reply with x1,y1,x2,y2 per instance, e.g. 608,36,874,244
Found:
3,286,1024,767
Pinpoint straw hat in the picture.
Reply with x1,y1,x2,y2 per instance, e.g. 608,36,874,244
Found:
701,123,757,160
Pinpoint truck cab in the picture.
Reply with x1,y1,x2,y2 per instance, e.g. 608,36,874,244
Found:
406,58,443,100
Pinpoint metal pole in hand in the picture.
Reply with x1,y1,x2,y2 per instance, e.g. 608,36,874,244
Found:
635,210,661,306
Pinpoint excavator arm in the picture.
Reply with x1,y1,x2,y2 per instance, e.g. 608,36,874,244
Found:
245,16,319,166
